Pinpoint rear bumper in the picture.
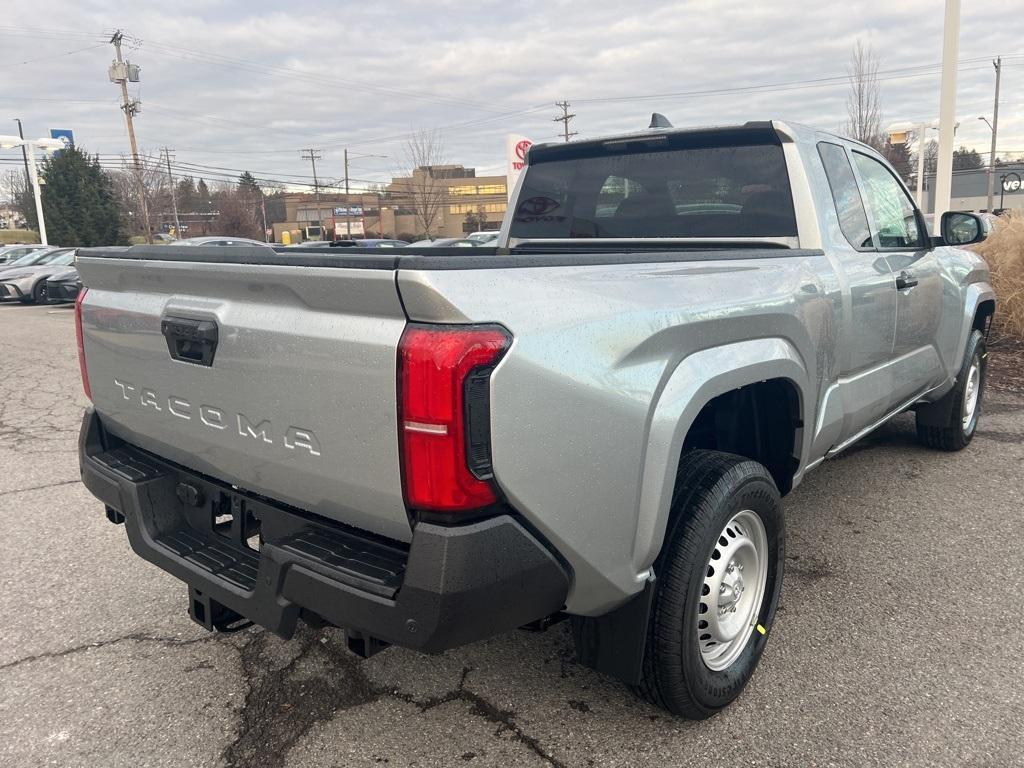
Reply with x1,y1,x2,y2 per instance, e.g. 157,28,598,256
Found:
79,408,570,651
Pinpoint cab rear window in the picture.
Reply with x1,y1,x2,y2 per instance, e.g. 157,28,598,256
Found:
509,138,797,240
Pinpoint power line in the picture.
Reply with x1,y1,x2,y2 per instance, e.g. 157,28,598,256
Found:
136,38,513,115
0,42,106,68
572,55,1024,106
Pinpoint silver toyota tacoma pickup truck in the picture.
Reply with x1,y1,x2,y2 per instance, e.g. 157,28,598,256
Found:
76,118,995,718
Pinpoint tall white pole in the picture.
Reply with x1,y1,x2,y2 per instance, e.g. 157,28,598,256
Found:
26,143,48,246
916,123,927,210
932,0,961,234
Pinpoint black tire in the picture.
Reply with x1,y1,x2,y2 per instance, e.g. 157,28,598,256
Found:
27,280,46,305
915,330,986,451
635,449,784,718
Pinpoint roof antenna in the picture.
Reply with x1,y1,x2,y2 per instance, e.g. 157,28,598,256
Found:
649,112,673,129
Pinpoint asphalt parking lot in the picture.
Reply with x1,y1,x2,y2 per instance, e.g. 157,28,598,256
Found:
2,301,1022,768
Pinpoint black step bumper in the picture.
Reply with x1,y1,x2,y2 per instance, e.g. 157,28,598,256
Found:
78,409,570,652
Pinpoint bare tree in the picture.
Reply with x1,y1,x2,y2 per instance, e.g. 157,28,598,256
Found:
1,169,33,227
211,182,263,239
397,130,449,238
109,153,170,239
844,40,885,151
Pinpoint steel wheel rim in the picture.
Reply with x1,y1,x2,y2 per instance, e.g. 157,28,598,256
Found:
962,359,981,432
697,509,769,672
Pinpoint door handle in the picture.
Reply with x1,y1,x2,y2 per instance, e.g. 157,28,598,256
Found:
895,271,918,290
161,316,219,366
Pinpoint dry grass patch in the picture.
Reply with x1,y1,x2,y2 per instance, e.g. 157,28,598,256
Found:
974,211,1024,339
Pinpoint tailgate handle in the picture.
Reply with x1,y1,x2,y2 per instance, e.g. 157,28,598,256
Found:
161,316,218,366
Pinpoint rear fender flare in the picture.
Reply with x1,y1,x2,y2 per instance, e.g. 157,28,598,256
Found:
631,338,809,577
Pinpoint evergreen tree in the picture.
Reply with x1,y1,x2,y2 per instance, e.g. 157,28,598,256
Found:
952,146,983,171
176,176,197,212
237,171,260,195
37,145,123,246
196,178,211,210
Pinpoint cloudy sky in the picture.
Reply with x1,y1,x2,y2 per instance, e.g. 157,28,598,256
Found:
2,0,1021,192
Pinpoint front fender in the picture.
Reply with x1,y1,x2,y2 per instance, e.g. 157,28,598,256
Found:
631,338,809,576
954,281,996,370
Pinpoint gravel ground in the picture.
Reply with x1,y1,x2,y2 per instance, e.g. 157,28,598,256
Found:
2,301,1022,768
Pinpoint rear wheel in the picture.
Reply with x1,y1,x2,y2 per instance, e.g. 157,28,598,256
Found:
635,450,784,718
916,330,986,451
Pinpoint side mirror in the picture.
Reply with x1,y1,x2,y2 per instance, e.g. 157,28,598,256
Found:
940,211,989,246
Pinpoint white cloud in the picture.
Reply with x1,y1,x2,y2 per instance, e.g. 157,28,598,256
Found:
1,0,1021,188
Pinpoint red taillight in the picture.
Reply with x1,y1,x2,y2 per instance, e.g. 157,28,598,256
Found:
398,324,510,512
75,288,92,400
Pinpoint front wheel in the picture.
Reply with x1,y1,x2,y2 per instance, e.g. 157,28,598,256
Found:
635,450,784,718
28,280,47,305
916,329,986,451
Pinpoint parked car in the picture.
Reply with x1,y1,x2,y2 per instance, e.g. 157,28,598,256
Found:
45,264,83,303
0,248,76,303
407,238,480,247
0,246,58,273
176,236,271,247
75,118,994,719
466,231,500,244
0,244,51,265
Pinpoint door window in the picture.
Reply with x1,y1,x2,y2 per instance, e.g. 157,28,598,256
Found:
817,142,872,249
852,152,925,249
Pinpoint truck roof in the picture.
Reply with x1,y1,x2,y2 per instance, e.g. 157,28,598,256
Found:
526,118,868,161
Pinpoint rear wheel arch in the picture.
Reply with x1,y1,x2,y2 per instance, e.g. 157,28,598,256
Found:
632,339,809,577
679,377,803,495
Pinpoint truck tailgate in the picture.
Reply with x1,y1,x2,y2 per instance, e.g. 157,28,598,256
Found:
76,254,411,543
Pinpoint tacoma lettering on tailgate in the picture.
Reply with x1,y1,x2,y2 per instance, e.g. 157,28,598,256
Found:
113,378,322,457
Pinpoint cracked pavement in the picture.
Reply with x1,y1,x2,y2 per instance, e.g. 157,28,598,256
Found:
2,302,1023,767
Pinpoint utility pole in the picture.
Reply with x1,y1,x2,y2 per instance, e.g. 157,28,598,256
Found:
12,119,31,193
344,148,352,239
301,148,322,237
259,190,269,242
109,30,152,243
985,57,1002,212
161,147,182,238
554,101,578,143
932,0,961,234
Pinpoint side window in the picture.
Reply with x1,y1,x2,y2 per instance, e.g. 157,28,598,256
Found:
852,151,925,249
817,142,873,249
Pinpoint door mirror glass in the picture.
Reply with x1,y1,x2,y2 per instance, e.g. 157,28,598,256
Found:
941,211,987,246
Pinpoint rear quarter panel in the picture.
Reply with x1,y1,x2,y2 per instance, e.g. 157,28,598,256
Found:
399,254,842,614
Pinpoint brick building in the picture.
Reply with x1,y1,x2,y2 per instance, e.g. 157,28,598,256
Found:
270,165,507,242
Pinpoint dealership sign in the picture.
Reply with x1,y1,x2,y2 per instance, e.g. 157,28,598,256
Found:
1003,173,1022,193
506,134,533,200
333,205,363,216
49,129,74,154
333,220,364,236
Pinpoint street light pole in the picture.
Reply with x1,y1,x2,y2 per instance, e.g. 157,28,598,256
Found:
932,0,961,233
24,143,47,245
0,136,68,245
